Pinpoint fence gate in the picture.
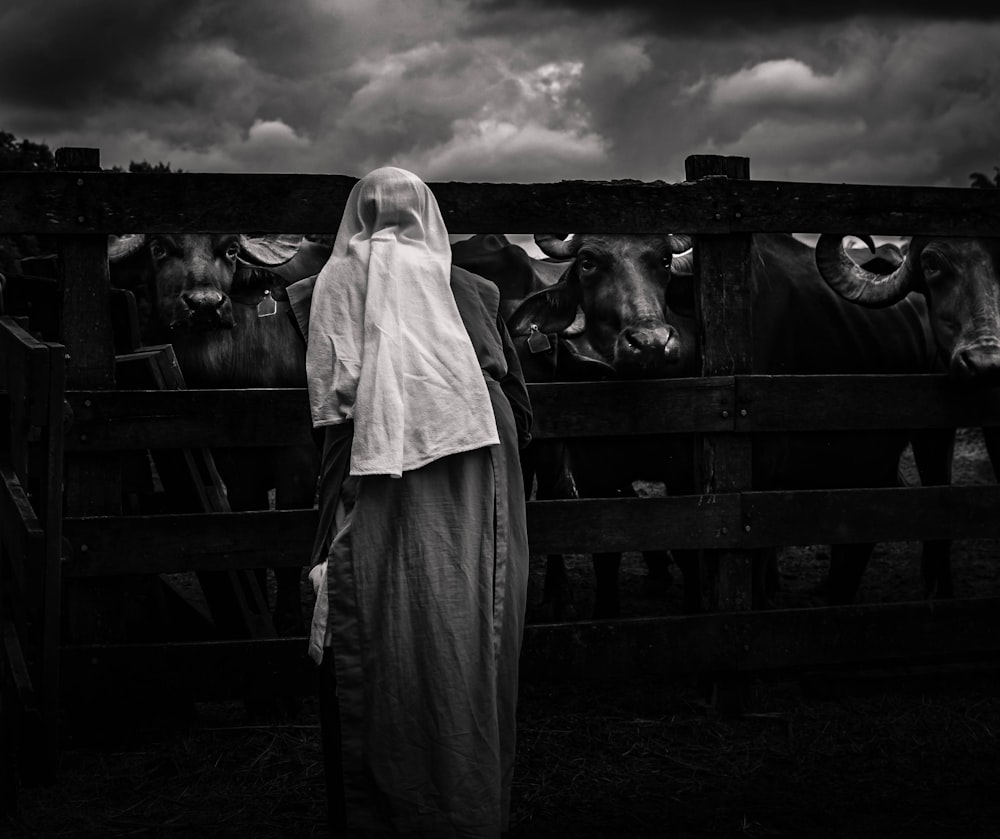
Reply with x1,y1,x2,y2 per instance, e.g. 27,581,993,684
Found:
0,315,65,798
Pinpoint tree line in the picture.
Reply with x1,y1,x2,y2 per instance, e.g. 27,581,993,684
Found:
0,130,180,173
0,131,182,273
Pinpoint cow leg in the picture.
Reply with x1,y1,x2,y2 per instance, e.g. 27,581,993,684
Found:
531,440,579,620
592,553,622,619
755,548,781,607
911,428,956,599
540,556,573,621
213,449,275,628
982,426,1000,482
826,543,875,605
671,549,702,613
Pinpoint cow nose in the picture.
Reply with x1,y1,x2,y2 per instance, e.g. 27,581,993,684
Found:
182,289,226,313
620,323,680,369
954,343,1000,383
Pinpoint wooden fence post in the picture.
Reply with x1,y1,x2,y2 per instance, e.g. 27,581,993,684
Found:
55,148,125,645
685,155,756,709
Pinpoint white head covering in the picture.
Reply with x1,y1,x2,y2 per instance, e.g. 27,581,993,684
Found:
305,166,499,477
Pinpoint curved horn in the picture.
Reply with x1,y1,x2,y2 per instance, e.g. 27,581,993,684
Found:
533,233,574,260
561,306,586,337
671,251,694,276
668,234,692,253
108,234,146,263
239,234,303,267
815,233,915,307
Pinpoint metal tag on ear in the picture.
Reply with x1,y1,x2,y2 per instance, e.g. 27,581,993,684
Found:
526,323,552,354
257,289,277,318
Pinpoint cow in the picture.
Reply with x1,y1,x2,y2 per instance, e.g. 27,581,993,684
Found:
108,232,332,636
450,234,596,618
454,233,696,618
816,234,1000,386
816,233,1000,596
502,231,950,616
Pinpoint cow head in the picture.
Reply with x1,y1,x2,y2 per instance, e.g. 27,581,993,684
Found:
108,233,303,335
505,233,697,379
817,234,1000,382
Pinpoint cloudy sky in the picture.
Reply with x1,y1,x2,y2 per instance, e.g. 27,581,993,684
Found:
2,0,998,188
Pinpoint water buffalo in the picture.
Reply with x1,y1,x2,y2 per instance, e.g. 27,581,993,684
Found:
109,232,332,635
504,231,948,615
455,233,696,618
451,234,594,618
817,233,1000,596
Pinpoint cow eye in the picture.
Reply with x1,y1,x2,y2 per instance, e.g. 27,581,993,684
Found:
224,242,240,261
578,257,597,274
921,251,945,279
660,256,672,272
149,241,167,261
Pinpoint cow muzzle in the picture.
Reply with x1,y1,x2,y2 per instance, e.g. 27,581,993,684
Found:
615,322,683,375
952,341,1000,384
174,288,235,330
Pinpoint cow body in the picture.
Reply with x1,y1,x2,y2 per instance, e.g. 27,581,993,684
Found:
818,233,1000,596
110,233,332,635
503,232,947,616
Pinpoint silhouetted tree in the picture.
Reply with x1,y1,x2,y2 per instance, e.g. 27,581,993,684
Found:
0,131,55,171
969,167,1000,188
110,160,181,173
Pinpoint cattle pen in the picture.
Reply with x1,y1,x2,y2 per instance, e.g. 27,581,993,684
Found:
3,149,1000,814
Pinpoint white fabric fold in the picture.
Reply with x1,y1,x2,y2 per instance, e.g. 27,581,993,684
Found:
305,166,499,477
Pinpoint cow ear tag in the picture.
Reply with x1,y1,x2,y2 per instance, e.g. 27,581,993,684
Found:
526,323,552,354
257,289,277,318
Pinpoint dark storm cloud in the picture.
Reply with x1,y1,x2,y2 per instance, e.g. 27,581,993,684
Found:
469,0,1000,35
1,0,996,186
0,0,206,109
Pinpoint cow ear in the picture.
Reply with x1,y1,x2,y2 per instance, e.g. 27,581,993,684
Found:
239,234,303,267
506,280,582,337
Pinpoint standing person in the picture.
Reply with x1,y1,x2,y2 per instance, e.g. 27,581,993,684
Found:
300,166,532,837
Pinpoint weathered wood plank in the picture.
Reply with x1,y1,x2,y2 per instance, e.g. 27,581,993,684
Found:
520,597,1000,682
61,495,736,575
0,460,45,602
63,509,318,576
60,638,318,702
57,597,1000,698
2,171,998,236
68,370,1000,454
742,485,1000,546
688,156,755,618
517,378,734,438
63,379,734,450
527,495,740,555
739,374,1000,431
56,150,121,525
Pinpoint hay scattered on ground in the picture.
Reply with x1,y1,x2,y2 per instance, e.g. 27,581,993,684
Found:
6,668,1000,839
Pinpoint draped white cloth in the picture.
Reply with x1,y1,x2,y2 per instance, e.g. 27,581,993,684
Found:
305,167,499,477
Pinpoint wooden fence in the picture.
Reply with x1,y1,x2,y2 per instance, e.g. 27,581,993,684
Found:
3,149,1000,792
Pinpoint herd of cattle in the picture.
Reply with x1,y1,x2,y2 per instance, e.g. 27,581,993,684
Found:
2,222,999,632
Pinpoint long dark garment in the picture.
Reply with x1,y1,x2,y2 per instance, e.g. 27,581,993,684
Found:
310,266,531,837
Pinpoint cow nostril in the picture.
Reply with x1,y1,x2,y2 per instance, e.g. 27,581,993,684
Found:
182,290,226,311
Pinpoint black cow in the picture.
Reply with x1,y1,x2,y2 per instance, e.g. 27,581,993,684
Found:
108,233,331,635
503,232,948,615
455,233,695,618
451,234,599,618
817,233,1000,596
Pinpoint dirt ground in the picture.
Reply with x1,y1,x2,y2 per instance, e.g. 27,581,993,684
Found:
4,429,1000,838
